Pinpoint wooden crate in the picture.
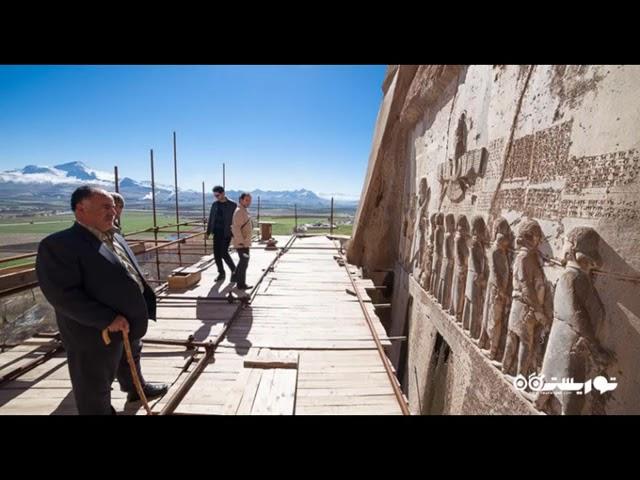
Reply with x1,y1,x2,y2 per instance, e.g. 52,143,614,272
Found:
129,242,146,255
167,270,201,290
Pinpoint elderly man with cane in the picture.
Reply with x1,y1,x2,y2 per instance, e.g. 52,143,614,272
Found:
36,186,167,414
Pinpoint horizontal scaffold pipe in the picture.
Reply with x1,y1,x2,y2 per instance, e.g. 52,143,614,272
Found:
143,231,205,254
0,341,64,387
0,221,204,266
0,252,38,264
123,220,203,237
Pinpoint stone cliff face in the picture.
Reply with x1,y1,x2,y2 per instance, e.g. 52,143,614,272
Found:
349,65,640,414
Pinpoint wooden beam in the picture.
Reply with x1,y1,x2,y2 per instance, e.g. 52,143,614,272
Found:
0,268,37,294
243,351,299,369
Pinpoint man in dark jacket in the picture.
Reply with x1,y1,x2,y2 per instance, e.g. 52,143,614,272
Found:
36,186,167,415
206,185,237,281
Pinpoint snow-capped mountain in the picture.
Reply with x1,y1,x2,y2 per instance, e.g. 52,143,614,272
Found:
318,192,360,203
54,162,115,183
0,161,357,208
0,162,113,186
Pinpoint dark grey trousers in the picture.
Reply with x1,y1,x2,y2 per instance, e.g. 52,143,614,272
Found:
65,337,145,415
235,248,250,287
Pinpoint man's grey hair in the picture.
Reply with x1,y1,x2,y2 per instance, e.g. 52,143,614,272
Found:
110,192,125,208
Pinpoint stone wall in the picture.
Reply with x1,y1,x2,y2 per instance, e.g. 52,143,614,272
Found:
348,65,640,414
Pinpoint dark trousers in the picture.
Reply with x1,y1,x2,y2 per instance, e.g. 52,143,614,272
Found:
65,337,145,415
213,232,236,275
235,248,250,287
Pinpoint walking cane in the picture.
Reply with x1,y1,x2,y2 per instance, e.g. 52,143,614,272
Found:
102,328,154,415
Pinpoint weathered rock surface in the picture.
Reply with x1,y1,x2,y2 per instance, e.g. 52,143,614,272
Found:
349,65,640,415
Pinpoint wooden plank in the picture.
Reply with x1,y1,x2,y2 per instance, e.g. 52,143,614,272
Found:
255,368,298,415
235,369,264,415
222,367,261,415
243,351,299,369
250,368,276,415
296,405,402,415
297,395,399,407
0,267,37,293
271,368,298,415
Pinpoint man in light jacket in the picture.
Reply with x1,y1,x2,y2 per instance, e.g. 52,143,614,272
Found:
231,192,253,290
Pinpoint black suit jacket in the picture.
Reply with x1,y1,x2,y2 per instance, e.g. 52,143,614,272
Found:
206,199,237,238
36,222,156,351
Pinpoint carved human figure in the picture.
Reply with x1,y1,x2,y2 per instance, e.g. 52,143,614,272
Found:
478,218,512,359
535,227,614,415
401,201,416,269
501,220,550,377
407,204,417,269
420,213,437,290
411,178,430,278
462,216,489,338
437,214,456,309
532,277,555,375
449,215,469,321
414,214,427,278
429,213,444,294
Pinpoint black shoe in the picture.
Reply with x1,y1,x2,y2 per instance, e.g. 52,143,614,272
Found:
127,383,168,403
215,273,226,282
237,284,253,291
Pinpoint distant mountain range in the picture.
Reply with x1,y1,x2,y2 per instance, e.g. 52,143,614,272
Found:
0,161,359,208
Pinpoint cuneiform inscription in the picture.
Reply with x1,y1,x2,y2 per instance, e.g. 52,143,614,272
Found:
475,191,495,211
525,188,563,219
495,188,526,213
503,120,573,183
504,134,533,180
484,138,505,181
560,197,639,221
565,148,640,195
494,187,562,220
495,187,640,221
530,120,572,183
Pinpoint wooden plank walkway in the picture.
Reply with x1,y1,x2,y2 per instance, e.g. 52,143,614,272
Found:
0,235,405,415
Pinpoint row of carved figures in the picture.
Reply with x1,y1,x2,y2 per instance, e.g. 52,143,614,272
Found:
411,212,614,415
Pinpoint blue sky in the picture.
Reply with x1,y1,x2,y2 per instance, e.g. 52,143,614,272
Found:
0,65,386,198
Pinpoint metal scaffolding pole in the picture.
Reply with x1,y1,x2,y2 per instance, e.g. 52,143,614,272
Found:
150,149,161,282
202,181,207,253
114,165,122,231
330,196,334,235
173,131,182,266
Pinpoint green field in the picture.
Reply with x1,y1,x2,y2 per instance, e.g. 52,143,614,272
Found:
0,212,353,238
258,216,353,236
0,211,195,236
0,211,200,269
0,212,352,270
